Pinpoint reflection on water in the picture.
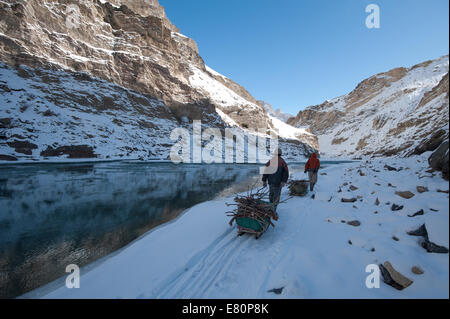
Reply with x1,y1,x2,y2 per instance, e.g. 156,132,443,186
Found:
0,160,346,298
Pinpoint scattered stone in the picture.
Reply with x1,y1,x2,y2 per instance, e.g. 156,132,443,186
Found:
385,202,391,205
341,220,346,223
370,191,375,195
408,209,424,217
407,224,428,237
421,240,449,254
337,188,342,193
358,170,366,176
416,186,429,193
384,164,398,171
341,198,357,203
352,205,358,209
407,224,449,254
395,191,415,199
379,261,413,290
371,248,376,252
347,220,361,227
430,208,439,212
375,183,381,186
392,236,399,241
320,172,327,176
411,266,424,275
388,183,396,188
349,185,359,191
437,189,449,194
348,240,352,245
374,211,378,214
375,198,380,206
391,204,404,211
343,182,348,186
267,287,284,295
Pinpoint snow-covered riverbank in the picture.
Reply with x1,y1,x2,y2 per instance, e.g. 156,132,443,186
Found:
30,154,449,299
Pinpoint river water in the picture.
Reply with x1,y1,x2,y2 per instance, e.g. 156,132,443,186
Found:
0,160,348,298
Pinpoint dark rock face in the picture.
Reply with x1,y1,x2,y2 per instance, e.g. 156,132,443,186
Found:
0,154,17,161
0,0,271,131
412,129,448,155
40,145,97,159
6,140,38,155
0,0,317,160
428,140,449,180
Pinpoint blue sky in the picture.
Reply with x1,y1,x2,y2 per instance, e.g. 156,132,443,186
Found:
159,0,449,114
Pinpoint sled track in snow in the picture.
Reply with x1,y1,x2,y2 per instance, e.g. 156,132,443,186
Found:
151,194,312,298
152,227,251,298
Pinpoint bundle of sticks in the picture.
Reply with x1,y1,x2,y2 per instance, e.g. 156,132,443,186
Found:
288,179,309,196
226,187,279,228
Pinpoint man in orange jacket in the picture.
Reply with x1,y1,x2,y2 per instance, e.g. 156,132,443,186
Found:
304,153,320,191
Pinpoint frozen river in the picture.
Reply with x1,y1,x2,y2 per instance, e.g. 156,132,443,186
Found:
0,160,347,298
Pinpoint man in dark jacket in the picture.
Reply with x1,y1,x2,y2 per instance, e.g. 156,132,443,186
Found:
304,152,320,191
262,148,289,212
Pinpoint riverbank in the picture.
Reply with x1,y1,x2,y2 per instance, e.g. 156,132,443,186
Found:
28,154,449,298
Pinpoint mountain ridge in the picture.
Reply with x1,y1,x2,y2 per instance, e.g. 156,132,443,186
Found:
288,55,449,158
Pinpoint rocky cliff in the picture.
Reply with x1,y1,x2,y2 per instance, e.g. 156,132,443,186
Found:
0,0,317,162
288,55,449,158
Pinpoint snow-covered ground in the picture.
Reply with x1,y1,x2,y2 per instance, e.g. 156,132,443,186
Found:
29,154,449,299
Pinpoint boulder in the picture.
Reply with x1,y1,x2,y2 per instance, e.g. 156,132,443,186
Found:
412,129,447,155
428,140,449,180
379,261,413,290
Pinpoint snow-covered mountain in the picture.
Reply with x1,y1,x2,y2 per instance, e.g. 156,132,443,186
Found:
257,100,294,123
288,55,449,158
0,0,317,162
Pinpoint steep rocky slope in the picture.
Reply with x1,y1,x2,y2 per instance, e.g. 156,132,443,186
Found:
0,0,317,162
288,55,449,158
